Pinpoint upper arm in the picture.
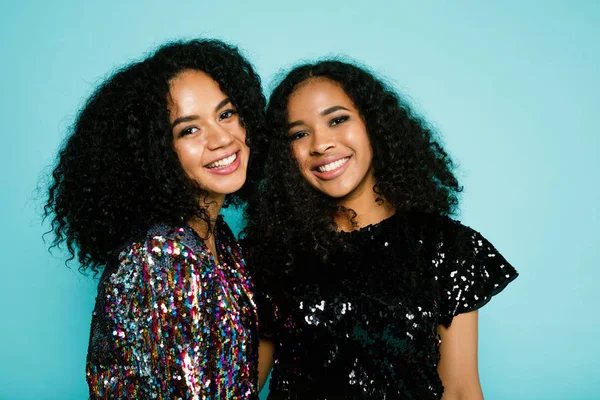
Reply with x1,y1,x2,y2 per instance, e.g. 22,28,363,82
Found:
432,218,517,398
253,288,278,390
258,339,275,390
437,310,483,400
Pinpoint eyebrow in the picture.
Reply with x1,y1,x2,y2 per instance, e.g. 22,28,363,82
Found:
321,105,350,116
286,105,351,130
171,115,199,129
287,120,304,130
215,98,232,112
171,98,232,129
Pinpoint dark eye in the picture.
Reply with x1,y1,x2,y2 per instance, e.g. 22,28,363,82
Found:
330,115,349,126
219,109,238,121
179,126,199,137
289,131,308,141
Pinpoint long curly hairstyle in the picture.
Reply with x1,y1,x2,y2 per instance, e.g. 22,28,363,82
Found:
44,39,266,275
244,60,461,275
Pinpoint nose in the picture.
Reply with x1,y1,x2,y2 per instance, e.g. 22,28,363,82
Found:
310,127,336,155
206,122,234,150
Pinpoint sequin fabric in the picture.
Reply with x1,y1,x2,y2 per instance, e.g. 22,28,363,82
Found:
87,217,259,399
255,212,518,399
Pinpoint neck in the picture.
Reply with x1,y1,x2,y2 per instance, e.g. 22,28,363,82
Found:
333,173,395,232
188,193,225,239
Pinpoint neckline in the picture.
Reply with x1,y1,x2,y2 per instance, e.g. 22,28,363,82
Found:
337,212,399,236
185,215,226,265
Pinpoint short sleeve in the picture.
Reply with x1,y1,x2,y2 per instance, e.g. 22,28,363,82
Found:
87,236,257,399
436,220,518,327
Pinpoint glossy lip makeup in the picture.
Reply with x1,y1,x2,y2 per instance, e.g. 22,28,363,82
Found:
204,151,241,175
311,155,352,180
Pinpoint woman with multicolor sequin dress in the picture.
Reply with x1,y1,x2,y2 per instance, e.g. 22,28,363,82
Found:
244,60,518,399
45,39,266,399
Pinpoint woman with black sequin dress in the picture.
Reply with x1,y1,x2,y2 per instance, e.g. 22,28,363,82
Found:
244,61,518,399
45,39,266,399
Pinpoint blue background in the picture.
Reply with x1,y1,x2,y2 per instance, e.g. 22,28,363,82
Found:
1,1,598,399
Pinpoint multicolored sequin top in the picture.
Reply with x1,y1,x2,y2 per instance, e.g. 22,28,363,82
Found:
86,217,258,399
255,212,518,399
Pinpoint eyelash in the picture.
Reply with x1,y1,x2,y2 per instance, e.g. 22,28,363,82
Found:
330,115,349,126
219,109,238,121
178,109,239,137
179,126,199,137
289,115,350,141
289,131,308,141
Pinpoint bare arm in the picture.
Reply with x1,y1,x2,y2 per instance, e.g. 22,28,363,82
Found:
258,339,275,390
437,310,483,400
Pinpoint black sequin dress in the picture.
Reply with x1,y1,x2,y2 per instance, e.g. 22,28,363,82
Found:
256,212,518,399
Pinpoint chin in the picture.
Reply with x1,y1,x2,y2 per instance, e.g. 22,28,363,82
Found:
206,171,247,195
319,188,352,199
315,182,355,198
216,181,247,196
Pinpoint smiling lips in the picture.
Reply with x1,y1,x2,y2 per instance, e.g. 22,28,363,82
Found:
205,151,241,175
312,156,351,179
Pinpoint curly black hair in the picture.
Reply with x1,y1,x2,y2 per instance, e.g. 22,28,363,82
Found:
244,60,461,273
44,39,266,275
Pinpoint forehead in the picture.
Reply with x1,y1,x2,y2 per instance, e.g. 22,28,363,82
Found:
168,70,224,112
288,78,353,112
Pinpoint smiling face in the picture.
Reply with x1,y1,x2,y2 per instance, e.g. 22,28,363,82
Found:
168,69,249,203
287,78,375,202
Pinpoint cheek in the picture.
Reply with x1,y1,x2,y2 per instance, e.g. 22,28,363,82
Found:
175,141,204,170
352,128,373,164
239,132,249,152
363,145,374,166
290,145,307,169
290,143,299,159
288,146,311,181
233,123,247,141
240,142,250,158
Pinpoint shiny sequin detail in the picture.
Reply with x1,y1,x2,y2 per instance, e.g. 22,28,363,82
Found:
87,217,258,399
256,213,518,399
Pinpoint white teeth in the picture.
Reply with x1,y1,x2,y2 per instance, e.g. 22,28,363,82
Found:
206,153,237,169
317,157,349,173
